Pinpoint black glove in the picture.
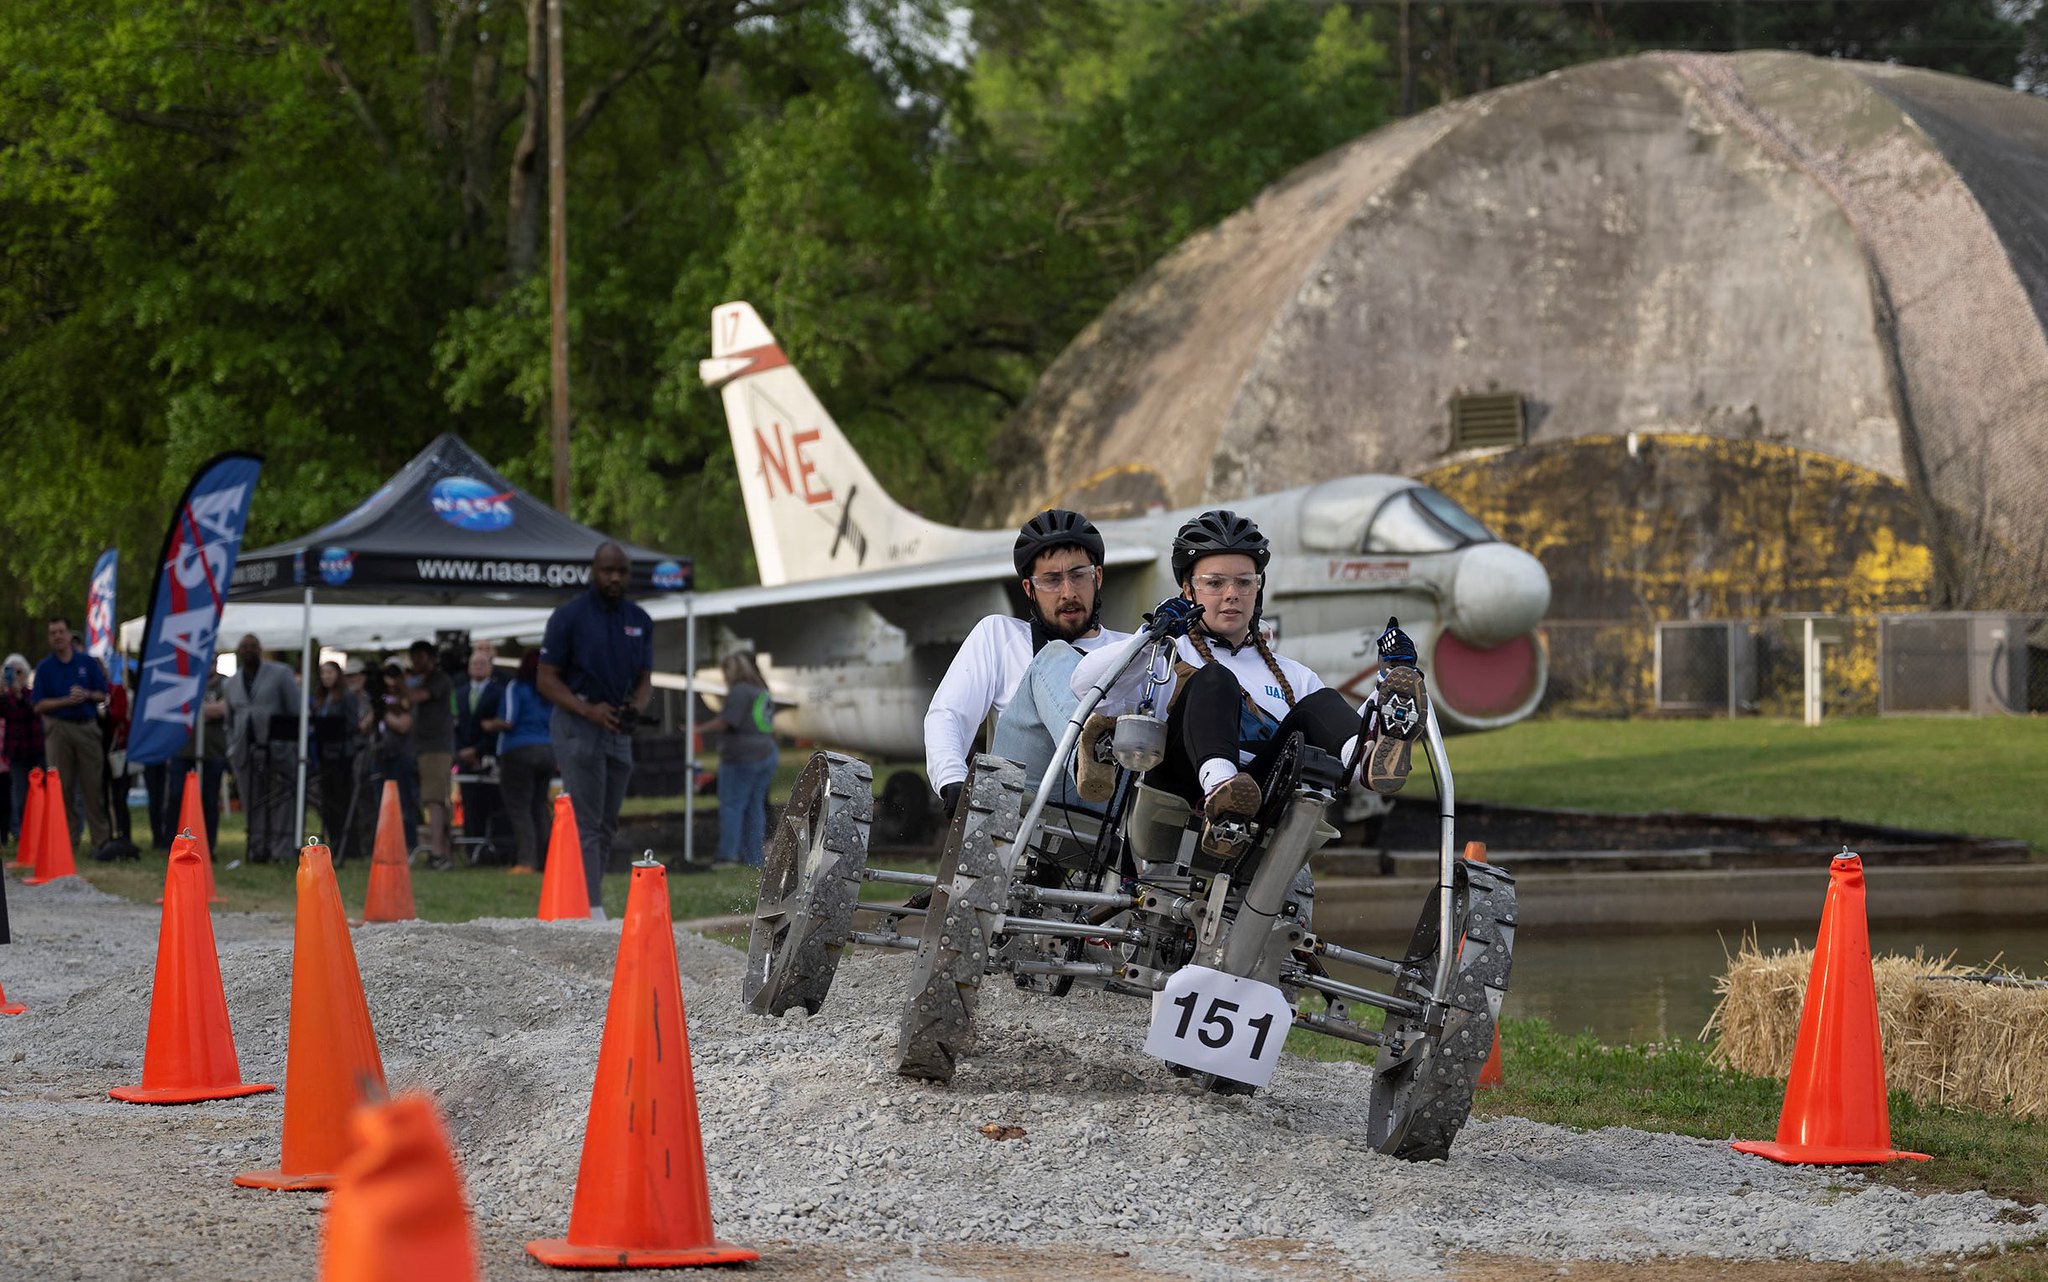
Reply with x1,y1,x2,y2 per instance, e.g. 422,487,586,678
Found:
1376,616,1418,667
1144,595,1201,638
939,781,963,817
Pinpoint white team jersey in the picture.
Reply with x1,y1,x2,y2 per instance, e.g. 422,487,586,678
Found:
1075,630,1329,724
923,615,1131,790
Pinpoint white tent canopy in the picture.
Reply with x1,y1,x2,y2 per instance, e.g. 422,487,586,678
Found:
119,603,554,656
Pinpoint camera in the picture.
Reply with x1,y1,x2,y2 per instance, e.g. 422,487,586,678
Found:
435,630,470,677
616,703,641,735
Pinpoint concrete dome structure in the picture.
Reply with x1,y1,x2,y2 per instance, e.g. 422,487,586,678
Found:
976,52,2048,615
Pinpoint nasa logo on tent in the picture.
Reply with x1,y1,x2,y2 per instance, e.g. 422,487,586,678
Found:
319,547,356,586
652,559,688,590
430,477,516,531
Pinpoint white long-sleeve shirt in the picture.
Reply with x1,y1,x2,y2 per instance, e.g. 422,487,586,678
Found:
923,616,1130,790
1073,632,1327,724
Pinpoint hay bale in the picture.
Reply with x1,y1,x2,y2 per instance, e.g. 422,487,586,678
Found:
1708,937,2048,1117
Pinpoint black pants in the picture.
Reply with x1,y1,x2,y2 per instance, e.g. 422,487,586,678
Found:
1147,663,1359,806
498,743,556,871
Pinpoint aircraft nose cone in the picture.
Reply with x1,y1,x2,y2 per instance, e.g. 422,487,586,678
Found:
1448,542,1551,647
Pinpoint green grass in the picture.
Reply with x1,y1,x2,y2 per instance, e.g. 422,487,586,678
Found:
75,847,770,924
1417,716,2048,850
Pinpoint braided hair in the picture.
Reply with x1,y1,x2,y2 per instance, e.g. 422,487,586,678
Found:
1185,626,1297,710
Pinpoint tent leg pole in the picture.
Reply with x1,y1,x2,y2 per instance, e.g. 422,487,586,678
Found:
296,587,313,851
684,593,696,867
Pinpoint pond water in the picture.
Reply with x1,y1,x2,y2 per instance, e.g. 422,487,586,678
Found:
1321,916,2048,1046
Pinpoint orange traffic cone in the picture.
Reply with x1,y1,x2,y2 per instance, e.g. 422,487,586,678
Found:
1461,842,1505,1089
362,782,417,924
10,766,42,870
0,975,22,1016
1733,852,1931,1166
536,795,590,922
110,833,275,1104
26,767,77,885
157,780,222,906
317,1093,481,1282
179,772,221,903
527,858,757,1269
235,840,389,1190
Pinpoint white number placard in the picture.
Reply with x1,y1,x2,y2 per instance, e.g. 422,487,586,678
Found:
1142,965,1294,1086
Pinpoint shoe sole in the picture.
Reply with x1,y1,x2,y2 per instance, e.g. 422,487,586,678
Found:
1200,773,1262,859
1075,714,1118,803
1368,668,1430,795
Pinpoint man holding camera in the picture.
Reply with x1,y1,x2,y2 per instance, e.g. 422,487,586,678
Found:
538,542,652,917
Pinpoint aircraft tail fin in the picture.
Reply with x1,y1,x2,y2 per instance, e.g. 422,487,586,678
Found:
699,302,972,585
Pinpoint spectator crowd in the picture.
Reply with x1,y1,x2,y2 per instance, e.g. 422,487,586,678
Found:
2,548,774,908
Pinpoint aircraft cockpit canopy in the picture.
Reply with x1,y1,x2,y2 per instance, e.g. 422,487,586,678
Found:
1297,477,1497,554
1362,487,1495,554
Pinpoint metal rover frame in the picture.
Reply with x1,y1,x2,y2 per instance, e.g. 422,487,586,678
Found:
744,622,1516,1160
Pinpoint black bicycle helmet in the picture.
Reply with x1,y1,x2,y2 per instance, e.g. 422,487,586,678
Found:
1013,509,1105,578
1171,509,1271,583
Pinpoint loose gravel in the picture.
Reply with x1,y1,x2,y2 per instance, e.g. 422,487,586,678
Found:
0,872,2039,1281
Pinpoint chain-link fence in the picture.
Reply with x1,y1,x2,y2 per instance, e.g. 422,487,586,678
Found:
1536,613,2048,719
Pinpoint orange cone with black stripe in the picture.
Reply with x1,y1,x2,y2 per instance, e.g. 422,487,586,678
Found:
1733,852,1931,1166
236,840,388,1190
526,858,756,1269
111,832,274,1104
361,782,417,924
10,766,42,870
26,767,77,885
317,1093,482,1282
536,795,590,922
1463,842,1504,1089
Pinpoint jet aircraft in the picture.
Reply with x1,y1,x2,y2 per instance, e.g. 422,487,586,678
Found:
637,302,1552,819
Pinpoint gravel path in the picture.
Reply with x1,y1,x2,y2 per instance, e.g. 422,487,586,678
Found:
0,872,2038,1280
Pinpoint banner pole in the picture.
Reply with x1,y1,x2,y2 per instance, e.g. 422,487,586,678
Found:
295,586,313,848
684,592,696,866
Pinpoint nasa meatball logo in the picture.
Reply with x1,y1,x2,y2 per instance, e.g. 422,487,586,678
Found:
429,477,516,531
652,559,687,590
318,547,355,586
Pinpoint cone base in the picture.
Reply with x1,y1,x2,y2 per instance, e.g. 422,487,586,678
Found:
232,1167,338,1191
0,1001,23,1016
525,1238,759,1269
111,1081,275,1105
1733,1139,1932,1165
23,872,76,886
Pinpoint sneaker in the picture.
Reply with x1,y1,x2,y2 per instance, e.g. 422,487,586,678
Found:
1199,772,1261,860
1365,648,1430,796
1074,714,1118,803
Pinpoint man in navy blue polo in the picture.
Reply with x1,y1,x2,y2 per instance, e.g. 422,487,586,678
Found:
31,616,110,855
538,542,653,917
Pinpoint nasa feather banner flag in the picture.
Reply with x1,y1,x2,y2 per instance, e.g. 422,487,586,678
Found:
128,453,264,767
87,548,119,685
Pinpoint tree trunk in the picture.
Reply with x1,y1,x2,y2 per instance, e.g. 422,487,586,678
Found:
506,0,548,281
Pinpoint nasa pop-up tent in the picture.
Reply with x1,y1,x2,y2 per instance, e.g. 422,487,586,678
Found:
225,433,695,859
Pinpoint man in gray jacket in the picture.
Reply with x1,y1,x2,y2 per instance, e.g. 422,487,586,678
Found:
222,634,302,864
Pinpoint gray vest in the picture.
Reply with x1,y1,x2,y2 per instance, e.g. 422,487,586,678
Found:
990,642,1099,815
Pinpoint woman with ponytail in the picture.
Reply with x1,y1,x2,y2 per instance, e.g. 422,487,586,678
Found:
1074,509,1429,860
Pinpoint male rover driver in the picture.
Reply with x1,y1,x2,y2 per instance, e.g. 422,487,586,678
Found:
922,510,1131,814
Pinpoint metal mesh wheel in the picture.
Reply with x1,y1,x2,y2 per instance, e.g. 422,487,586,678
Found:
1367,858,1517,1160
893,755,1027,1082
742,752,872,1016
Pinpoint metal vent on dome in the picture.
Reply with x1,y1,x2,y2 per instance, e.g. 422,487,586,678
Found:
1448,392,1526,451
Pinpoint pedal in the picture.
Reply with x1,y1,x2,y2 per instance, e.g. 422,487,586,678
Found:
1197,818,1256,864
